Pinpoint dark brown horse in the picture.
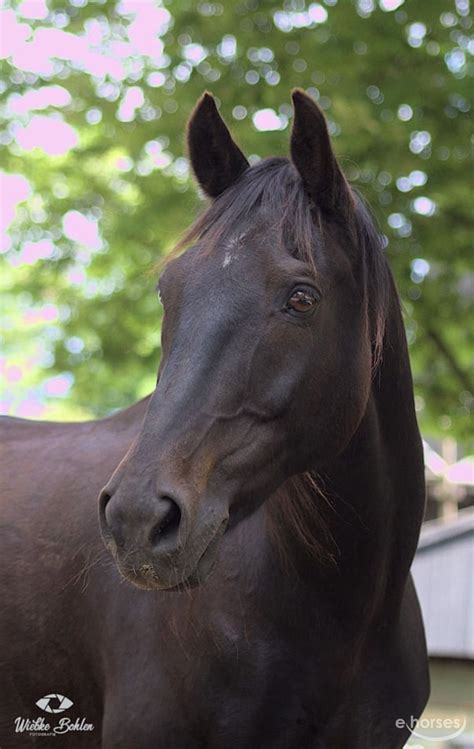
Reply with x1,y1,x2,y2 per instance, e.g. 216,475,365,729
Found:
0,91,429,748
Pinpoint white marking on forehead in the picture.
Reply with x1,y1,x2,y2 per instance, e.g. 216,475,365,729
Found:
222,230,247,268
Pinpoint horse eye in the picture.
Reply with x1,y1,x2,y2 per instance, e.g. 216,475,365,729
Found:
285,288,319,315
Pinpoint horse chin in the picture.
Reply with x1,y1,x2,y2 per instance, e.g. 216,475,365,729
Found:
114,517,227,593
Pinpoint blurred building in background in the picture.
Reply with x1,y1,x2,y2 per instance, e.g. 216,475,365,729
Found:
410,503,474,748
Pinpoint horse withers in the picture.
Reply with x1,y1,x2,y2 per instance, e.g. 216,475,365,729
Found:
0,91,429,748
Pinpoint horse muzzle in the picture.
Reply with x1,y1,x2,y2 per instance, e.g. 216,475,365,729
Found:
98,484,228,591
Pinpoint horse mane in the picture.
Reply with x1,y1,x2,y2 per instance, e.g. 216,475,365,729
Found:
266,471,340,571
165,157,392,566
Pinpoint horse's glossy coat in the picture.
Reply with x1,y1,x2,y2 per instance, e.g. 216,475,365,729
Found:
0,92,429,747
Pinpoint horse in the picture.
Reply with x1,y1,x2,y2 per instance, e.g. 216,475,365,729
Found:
0,90,429,748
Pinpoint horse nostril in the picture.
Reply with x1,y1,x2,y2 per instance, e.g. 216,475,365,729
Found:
99,490,112,524
149,497,182,548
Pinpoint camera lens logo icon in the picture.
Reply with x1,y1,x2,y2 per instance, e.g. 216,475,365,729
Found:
36,694,73,714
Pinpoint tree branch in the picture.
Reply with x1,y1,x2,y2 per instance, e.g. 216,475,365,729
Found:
424,325,473,394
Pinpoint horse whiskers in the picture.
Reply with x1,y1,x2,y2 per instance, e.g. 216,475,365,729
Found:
59,548,107,593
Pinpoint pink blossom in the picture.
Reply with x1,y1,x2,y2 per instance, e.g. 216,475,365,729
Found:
13,239,55,266
5,365,23,383
16,115,79,156
63,211,101,249
17,0,48,20
9,85,71,115
41,303,59,321
44,374,73,397
0,400,12,414
16,397,46,418
67,268,87,285
0,10,31,59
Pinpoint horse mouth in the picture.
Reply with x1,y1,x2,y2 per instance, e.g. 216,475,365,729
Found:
113,517,228,592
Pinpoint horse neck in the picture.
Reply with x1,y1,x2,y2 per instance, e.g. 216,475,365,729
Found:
266,280,425,611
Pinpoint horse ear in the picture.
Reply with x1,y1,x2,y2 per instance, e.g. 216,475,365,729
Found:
187,93,249,199
290,89,351,215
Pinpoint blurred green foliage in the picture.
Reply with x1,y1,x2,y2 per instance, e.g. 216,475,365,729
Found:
0,0,472,439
